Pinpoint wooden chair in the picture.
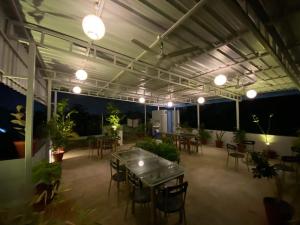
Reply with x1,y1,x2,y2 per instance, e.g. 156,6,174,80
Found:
226,143,245,170
243,140,255,171
108,159,126,195
124,171,151,218
190,136,203,154
87,136,98,158
99,137,117,159
155,181,188,225
179,136,188,151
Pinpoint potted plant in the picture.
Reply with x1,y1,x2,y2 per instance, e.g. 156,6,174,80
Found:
106,103,124,144
31,161,62,211
10,105,38,157
199,128,211,145
252,114,278,159
10,105,25,157
250,152,294,225
233,129,246,152
215,130,226,148
48,99,77,162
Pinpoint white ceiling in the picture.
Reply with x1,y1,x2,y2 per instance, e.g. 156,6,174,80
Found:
8,0,300,104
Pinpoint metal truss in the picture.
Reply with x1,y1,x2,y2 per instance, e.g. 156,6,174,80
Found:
8,21,241,101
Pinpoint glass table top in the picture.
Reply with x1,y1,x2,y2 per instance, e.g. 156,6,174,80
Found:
112,147,184,187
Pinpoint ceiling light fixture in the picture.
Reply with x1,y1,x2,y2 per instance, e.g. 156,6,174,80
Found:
73,86,81,94
167,101,173,107
246,89,257,99
139,97,145,104
82,14,105,40
214,74,227,86
197,97,205,104
75,69,88,80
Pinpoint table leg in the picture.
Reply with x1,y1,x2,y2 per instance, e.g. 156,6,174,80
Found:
150,187,156,224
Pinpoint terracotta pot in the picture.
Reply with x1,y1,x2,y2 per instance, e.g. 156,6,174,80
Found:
263,197,293,225
215,140,223,148
13,140,37,158
52,148,65,162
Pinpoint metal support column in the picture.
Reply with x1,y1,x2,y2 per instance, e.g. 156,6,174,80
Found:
47,79,52,121
144,104,147,135
53,90,57,115
25,42,36,187
197,103,200,130
235,100,240,130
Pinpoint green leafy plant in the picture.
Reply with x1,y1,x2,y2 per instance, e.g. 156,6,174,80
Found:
10,105,25,136
250,152,277,179
233,129,246,144
32,161,62,185
106,103,124,138
48,99,77,150
215,130,226,142
199,128,211,144
136,138,179,162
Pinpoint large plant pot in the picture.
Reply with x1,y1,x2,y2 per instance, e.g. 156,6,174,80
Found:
13,140,37,158
215,140,223,148
33,181,60,212
52,148,65,162
263,197,294,225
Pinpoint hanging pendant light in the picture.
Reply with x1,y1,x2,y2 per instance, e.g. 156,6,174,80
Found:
197,97,205,104
246,89,257,99
75,69,88,80
82,14,105,40
167,101,173,107
139,97,145,103
73,86,81,94
214,74,227,86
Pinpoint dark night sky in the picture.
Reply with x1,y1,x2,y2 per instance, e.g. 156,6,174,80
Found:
1,83,300,136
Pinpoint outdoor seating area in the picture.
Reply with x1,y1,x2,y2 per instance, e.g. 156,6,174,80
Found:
1,0,300,225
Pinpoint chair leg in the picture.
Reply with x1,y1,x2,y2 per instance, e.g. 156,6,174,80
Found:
226,155,229,167
108,178,112,195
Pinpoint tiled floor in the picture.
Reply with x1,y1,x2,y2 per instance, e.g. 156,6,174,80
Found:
49,144,299,225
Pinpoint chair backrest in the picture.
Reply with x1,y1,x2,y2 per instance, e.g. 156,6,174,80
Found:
160,182,188,209
226,143,237,153
110,159,125,175
243,140,255,152
127,171,142,188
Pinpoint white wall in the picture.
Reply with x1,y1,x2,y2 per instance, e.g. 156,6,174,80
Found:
207,129,297,156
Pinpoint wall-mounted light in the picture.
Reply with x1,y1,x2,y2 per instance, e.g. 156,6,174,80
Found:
75,69,88,80
246,89,257,99
167,101,173,107
214,74,227,86
72,86,81,94
139,97,145,103
197,97,205,104
82,14,105,40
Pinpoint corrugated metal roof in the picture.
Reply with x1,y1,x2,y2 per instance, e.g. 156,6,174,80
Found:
3,0,300,105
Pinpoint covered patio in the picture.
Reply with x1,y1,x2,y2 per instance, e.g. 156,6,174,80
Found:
1,0,300,224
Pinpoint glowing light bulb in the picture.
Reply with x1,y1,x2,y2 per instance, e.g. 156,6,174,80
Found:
82,14,105,40
72,86,81,94
197,97,205,104
214,74,227,86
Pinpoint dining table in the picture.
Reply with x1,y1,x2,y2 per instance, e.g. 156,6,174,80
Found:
111,147,184,224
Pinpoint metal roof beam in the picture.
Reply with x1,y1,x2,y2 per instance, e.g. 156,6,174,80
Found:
224,0,300,90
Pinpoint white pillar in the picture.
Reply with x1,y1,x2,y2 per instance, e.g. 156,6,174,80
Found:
236,100,240,130
47,79,52,122
144,104,147,135
53,90,57,116
157,105,160,110
25,42,36,187
197,103,200,130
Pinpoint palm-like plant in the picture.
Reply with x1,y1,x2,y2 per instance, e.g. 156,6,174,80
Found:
48,99,77,151
10,105,25,136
